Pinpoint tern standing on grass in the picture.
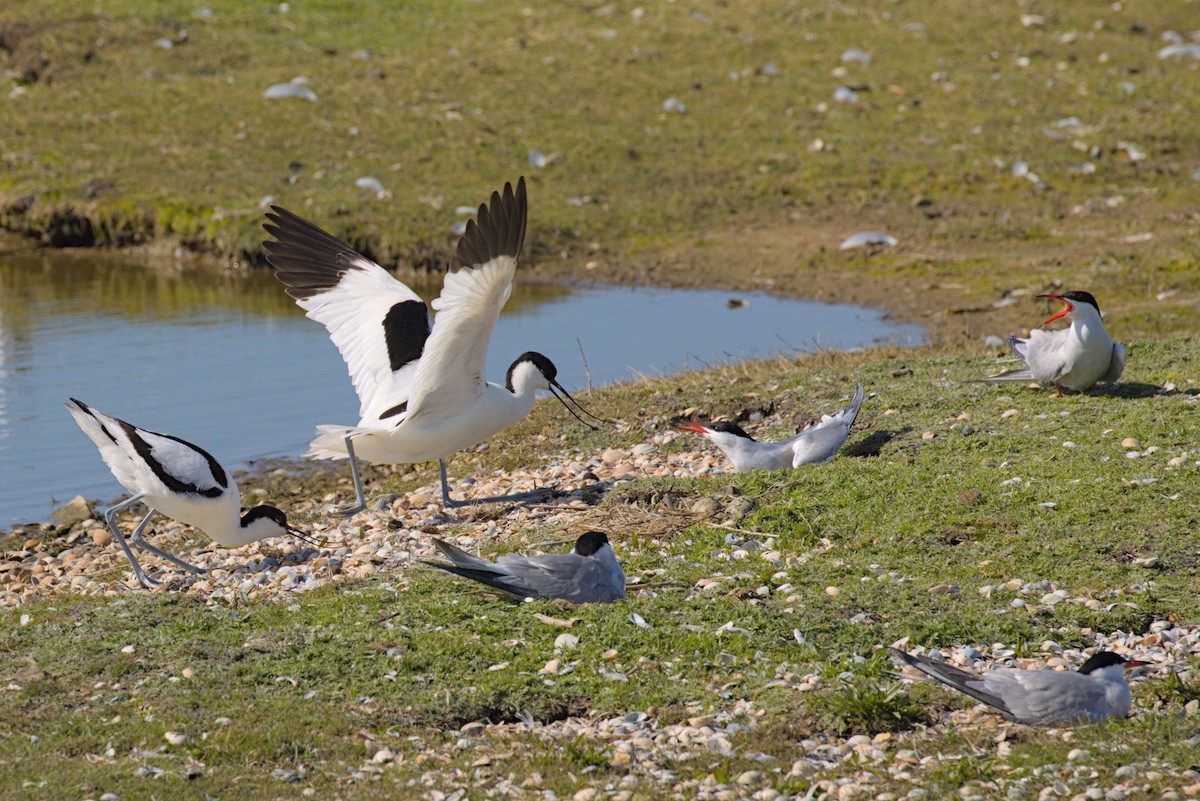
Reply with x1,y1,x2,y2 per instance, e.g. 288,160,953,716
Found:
979,290,1124,396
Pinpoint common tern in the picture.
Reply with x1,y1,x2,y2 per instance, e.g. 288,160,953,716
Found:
979,291,1125,395
263,178,604,515
677,383,864,471
420,531,625,603
66,398,310,588
889,647,1146,726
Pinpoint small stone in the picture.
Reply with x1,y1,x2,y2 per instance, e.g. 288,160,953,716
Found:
1001,409,1019,419
1121,437,1141,449
554,633,579,650
541,659,562,675
181,668,196,680
121,645,135,655
164,731,187,746
214,717,232,726
736,771,763,786
460,721,485,735
371,748,395,763
921,431,936,440
825,586,840,596
51,495,93,527
574,789,600,801
1067,748,1091,762
691,497,722,516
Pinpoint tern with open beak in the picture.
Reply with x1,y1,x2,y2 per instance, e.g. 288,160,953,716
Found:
980,290,1124,396
889,648,1147,726
677,384,864,472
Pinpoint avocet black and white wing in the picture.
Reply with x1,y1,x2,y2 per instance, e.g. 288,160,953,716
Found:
263,208,431,424
403,178,527,427
65,398,228,499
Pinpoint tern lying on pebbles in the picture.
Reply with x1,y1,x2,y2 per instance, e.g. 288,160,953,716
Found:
889,647,1146,726
978,290,1125,396
264,177,605,515
66,398,311,588
420,531,625,603
677,384,864,471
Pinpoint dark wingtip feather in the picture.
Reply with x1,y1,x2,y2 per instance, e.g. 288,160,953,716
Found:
451,177,527,271
417,559,541,600
261,205,367,301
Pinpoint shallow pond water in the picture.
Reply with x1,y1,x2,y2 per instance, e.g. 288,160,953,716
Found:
0,252,923,527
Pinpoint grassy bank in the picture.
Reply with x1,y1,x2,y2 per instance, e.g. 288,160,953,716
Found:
2,1,1199,341
2,342,1198,799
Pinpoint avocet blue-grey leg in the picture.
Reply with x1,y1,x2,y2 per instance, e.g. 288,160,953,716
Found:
438,458,553,508
127,511,205,576
102,493,158,588
332,435,368,517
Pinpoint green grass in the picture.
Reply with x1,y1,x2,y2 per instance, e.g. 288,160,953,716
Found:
3,1,1200,797
3,341,1199,799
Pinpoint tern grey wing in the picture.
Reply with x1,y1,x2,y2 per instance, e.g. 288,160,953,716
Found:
889,648,1017,720
421,539,542,598
790,383,864,466
1002,670,1116,725
1101,342,1126,383
497,553,623,603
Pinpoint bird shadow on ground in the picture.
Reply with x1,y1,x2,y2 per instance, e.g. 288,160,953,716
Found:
844,429,902,458
1087,382,1166,400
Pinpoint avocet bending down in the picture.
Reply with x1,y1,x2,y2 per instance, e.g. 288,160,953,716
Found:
66,398,310,588
263,178,603,515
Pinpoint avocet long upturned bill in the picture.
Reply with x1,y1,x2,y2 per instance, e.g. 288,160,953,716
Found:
420,530,625,604
66,398,310,588
677,383,865,471
889,647,1147,726
262,177,605,515
979,290,1125,395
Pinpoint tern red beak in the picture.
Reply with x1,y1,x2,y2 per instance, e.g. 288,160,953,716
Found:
676,422,710,435
1036,293,1074,326
1122,659,1150,669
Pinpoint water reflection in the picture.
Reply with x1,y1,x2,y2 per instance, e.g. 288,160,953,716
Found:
0,252,922,527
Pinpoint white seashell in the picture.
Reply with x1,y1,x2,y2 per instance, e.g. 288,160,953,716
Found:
840,48,871,64
264,78,318,102
527,148,548,168
629,612,650,629
838,230,897,249
355,176,385,194
761,62,781,76
662,97,687,113
1157,43,1200,60
833,86,858,103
